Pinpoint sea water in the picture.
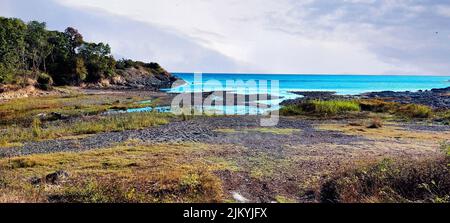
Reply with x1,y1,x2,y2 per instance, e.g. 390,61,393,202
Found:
124,73,450,115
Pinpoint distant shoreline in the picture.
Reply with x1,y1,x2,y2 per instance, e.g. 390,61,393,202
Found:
283,86,450,109
171,72,450,77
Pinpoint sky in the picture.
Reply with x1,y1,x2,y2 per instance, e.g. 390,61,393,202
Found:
1,0,450,75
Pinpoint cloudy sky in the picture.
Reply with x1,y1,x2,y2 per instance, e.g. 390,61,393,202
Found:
1,0,449,75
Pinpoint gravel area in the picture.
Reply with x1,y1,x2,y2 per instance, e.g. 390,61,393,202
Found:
0,116,367,157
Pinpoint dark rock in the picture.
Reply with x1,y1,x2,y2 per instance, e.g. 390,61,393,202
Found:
49,112,69,120
45,170,69,184
29,176,42,185
359,87,450,109
280,87,450,109
113,67,184,90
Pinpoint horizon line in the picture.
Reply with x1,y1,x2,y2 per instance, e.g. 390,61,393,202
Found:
170,72,450,77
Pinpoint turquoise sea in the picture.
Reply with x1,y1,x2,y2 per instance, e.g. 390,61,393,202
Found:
135,73,450,115
169,73,450,95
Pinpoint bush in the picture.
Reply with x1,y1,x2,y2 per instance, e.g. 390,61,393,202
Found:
397,104,432,119
367,117,383,129
359,99,396,113
36,73,54,90
360,99,433,119
0,64,13,84
279,105,304,116
31,117,42,138
74,57,87,84
439,110,450,125
319,157,450,203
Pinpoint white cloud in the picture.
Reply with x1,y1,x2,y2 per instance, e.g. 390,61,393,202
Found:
2,0,450,74
57,0,399,74
436,5,450,18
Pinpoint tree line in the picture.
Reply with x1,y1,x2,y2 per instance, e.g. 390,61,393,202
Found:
0,16,163,89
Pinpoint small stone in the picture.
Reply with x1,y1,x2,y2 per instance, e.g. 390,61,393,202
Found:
232,192,250,203
45,170,69,184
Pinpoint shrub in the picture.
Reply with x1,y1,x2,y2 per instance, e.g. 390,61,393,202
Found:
31,117,42,138
359,99,396,113
0,64,14,84
397,104,432,119
36,73,54,90
279,105,304,116
436,110,450,125
367,117,383,129
319,157,450,203
9,158,37,169
74,57,88,84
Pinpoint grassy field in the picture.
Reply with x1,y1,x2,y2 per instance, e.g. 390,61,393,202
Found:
0,142,230,203
1,93,449,203
0,92,171,148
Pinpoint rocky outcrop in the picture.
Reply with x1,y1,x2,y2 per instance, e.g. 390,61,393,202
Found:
360,87,450,109
0,85,57,101
281,87,450,110
110,66,183,90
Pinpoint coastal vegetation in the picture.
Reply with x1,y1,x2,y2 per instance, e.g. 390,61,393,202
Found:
0,142,226,203
280,100,360,116
0,121,448,203
0,92,170,147
281,99,436,120
0,16,169,90
0,112,169,147
320,154,450,203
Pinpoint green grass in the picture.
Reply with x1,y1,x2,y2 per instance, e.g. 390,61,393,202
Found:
283,99,436,120
280,100,360,116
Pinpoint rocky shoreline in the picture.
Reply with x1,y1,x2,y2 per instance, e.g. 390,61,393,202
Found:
281,87,450,109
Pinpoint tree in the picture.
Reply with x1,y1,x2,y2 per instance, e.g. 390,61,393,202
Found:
79,42,115,82
74,57,87,84
25,21,51,72
0,17,27,83
64,27,83,56
47,29,85,85
0,16,147,87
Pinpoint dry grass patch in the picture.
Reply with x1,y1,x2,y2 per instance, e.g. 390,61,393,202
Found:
0,93,150,125
0,112,170,147
0,142,246,203
319,156,450,203
317,123,450,141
